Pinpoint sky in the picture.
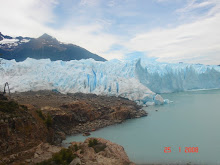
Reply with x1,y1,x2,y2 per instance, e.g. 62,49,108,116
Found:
0,0,220,65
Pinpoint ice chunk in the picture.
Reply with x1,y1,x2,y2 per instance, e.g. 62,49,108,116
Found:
154,94,164,105
164,99,171,104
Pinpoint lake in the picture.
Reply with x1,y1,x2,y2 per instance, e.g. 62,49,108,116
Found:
63,89,220,165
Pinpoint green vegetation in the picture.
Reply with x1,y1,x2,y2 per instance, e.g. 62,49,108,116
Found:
73,144,79,152
36,110,45,120
45,114,53,128
37,148,76,165
36,110,53,128
0,94,27,113
20,104,28,110
88,138,98,147
0,94,7,100
0,100,20,113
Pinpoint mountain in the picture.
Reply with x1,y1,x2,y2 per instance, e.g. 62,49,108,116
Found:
0,32,106,62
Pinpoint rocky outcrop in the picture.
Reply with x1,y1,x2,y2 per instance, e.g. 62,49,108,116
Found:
69,138,135,165
52,99,147,136
31,143,62,164
31,138,135,165
11,91,147,144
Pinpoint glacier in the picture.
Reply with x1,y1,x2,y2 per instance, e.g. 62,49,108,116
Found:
0,58,220,105
136,60,220,93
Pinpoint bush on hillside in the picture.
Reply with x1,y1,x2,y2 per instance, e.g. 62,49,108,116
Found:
37,148,75,165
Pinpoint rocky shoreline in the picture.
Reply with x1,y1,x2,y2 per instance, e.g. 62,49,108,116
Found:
0,90,147,164
11,90,147,144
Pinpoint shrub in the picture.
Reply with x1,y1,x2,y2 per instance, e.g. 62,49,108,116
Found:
0,100,19,113
37,148,75,165
88,139,98,147
20,105,28,110
36,110,45,120
93,139,98,145
36,110,53,128
0,94,7,101
45,114,53,128
74,144,79,151
88,139,106,153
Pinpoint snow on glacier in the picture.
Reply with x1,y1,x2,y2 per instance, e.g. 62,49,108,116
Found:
0,58,220,105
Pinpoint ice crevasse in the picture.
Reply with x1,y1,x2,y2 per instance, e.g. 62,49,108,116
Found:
0,58,220,106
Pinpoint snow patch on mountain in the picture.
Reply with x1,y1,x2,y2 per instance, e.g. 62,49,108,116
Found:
21,39,30,43
0,38,19,44
0,33,31,50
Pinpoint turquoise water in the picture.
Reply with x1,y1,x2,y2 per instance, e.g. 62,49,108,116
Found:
63,89,220,164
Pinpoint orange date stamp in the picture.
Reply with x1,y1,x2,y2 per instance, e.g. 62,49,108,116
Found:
164,147,199,153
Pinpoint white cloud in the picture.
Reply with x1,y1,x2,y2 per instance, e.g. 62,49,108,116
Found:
51,24,121,60
125,1,220,65
0,0,57,37
79,0,100,7
176,0,219,15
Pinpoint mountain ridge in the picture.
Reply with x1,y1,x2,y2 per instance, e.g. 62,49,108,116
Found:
0,32,106,62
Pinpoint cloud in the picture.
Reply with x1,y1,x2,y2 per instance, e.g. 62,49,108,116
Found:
126,13,220,64
124,0,220,65
52,24,121,60
0,0,58,37
79,0,100,7
176,0,218,15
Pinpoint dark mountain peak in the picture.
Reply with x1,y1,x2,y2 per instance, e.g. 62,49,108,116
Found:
0,33,106,62
0,33,13,40
39,33,55,40
37,33,59,45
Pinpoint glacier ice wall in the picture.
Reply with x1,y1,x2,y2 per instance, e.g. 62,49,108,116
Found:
136,60,220,93
0,58,161,105
0,58,220,105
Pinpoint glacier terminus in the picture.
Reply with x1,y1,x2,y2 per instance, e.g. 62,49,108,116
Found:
0,58,220,106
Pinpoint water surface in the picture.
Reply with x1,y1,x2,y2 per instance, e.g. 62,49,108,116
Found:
63,89,220,164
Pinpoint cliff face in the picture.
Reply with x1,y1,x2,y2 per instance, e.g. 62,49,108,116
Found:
11,91,147,144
